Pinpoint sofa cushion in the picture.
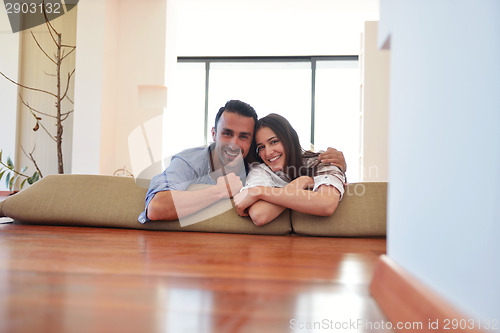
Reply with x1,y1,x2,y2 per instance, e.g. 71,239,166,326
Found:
0,174,292,235
0,199,5,217
291,182,387,237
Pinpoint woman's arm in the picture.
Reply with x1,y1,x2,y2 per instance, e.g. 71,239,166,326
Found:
234,176,339,226
246,201,287,226
245,176,315,225
251,184,340,216
233,187,284,225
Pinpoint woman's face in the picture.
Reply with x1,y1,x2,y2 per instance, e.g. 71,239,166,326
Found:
255,126,286,172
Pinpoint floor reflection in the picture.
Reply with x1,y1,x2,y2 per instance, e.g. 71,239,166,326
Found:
156,286,214,333
292,291,391,332
335,254,374,284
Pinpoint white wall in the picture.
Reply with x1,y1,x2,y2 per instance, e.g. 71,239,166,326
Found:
0,11,19,190
361,21,389,182
380,0,500,322
73,0,169,175
72,0,107,174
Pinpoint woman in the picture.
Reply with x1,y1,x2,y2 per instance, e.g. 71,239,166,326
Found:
233,113,346,226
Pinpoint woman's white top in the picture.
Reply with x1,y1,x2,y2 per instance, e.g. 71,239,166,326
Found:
242,155,346,200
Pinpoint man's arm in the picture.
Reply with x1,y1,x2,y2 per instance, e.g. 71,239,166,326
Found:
148,173,242,221
148,187,221,221
318,147,347,173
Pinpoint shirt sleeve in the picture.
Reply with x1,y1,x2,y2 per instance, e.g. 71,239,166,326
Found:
313,164,346,200
138,156,198,223
241,164,276,190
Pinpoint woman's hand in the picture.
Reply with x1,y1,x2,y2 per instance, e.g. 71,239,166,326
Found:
288,176,315,191
233,187,261,216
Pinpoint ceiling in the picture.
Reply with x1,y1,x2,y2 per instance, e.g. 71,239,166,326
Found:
172,0,380,56
173,0,379,15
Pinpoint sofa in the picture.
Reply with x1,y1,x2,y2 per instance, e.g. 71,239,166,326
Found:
0,174,387,237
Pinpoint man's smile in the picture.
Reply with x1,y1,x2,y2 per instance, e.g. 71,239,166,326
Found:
225,149,240,157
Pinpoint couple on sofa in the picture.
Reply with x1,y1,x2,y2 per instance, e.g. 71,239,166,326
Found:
138,100,347,226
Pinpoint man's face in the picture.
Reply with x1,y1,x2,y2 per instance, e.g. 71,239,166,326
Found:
211,111,255,165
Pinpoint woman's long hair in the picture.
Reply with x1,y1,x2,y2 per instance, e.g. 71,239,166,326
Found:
254,113,319,180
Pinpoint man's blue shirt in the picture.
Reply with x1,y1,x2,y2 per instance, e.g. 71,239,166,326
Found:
138,144,247,223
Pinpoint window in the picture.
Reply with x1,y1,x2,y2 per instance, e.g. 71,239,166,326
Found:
208,61,312,149
165,56,360,181
314,60,360,181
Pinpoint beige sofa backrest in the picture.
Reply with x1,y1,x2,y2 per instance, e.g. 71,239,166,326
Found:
0,175,386,237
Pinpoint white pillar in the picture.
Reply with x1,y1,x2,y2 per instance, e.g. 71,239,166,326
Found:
380,0,500,321
72,0,168,175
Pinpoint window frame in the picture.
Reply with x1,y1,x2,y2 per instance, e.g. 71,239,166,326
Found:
177,56,358,146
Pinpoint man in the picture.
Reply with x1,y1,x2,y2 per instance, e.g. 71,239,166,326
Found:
138,100,346,223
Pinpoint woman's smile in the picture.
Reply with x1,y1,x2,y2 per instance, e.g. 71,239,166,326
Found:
267,154,282,162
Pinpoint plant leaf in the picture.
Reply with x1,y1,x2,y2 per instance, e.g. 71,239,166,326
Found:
27,171,40,185
0,170,5,180
33,122,40,131
20,166,27,174
9,175,18,191
7,157,14,169
6,172,11,188
20,178,27,189
0,150,2,161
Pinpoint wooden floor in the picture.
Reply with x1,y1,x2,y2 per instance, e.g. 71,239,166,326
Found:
0,223,390,333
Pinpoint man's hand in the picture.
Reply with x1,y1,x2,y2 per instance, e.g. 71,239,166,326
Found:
288,176,315,191
318,147,347,173
217,172,243,199
233,187,260,216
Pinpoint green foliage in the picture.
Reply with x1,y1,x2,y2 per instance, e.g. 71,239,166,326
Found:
0,150,40,191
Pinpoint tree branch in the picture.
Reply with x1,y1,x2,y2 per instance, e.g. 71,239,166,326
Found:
0,71,57,98
64,95,74,104
61,46,76,61
42,0,60,46
22,102,57,142
44,15,58,46
19,94,56,119
61,110,73,121
21,146,43,178
35,119,57,142
61,69,75,101
31,31,56,65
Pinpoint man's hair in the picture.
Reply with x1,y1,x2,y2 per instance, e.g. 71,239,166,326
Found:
255,113,319,179
214,100,258,131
